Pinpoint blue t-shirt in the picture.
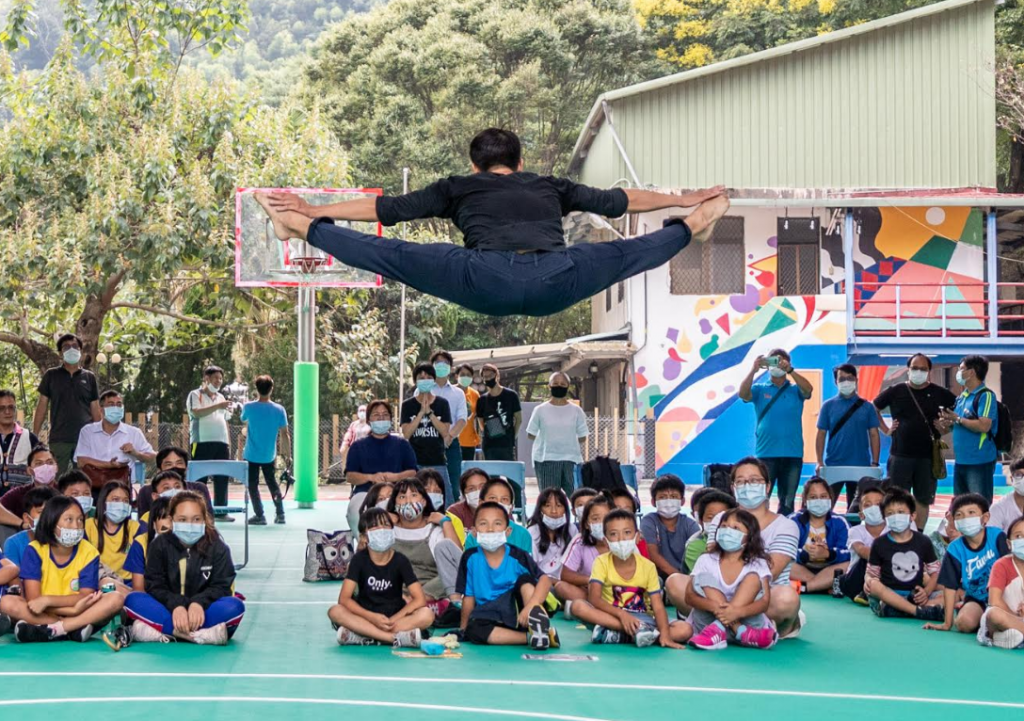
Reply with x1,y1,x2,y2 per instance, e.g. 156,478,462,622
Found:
816,394,879,467
953,385,998,465
2,530,31,569
345,433,419,494
241,401,289,464
464,521,533,555
749,379,810,458
937,527,1008,603
455,544,541,605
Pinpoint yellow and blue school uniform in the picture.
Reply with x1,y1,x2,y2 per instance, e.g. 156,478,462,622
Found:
123,534,149,578
20,540,100,595
85,517,143,584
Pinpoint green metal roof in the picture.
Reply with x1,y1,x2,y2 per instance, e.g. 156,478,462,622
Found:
569,0,997,192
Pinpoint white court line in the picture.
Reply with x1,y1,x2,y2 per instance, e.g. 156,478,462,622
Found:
245,601,330,605
0,697,610,721
0,673,1020,710
238,568,305,571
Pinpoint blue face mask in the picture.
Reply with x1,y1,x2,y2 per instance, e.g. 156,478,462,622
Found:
173,522,205,546
954,516,984,538
104,406,124,424
716,526,747,552
735,483,767,510
370,420,392,435
807,499,831,518
416,379,436,395
1012,539,1024,561
105,501,131,524
433,362,451,379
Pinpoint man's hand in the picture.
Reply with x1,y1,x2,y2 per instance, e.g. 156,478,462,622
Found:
109,458,129,468
265,193,314,217
777,357,794,374
751,355,765,374
680,185,727,206
120,443,136,455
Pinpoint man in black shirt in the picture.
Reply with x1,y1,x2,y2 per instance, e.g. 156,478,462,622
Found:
400,363,454,502
257,128,728,317
32,333,101,473
873,353,957,530
475,364,521,462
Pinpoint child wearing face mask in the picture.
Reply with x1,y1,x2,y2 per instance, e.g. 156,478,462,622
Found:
683,488,738,574
329,508,434,646
684,508,779,650
554,496,611,619
641,475,700,579
446,469,490,541
455,502,557,649
417,468,467,542
463,477,533,554
865,488,944,621
977,516,1024,649
0,496,124,642
789,478,850,594
57,470,96,518
389,479,463,609
924,493,1008,635
119,491,244,646
838,484,887,602
988,460,1024,533
570,487,599,525
0,445,60,528
86,481,142,593
122,496,174,593
527,488,577,579
140,470,188,524
0,486,59,596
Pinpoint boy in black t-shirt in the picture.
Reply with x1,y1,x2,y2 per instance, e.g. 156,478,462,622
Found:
400,363,453,468
865,488,944,621
328,508,435,646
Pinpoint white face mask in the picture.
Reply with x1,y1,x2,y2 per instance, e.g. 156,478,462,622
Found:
1011,474,1024,497
541,513,566,530
367,528,395,553
862,505,884,526
589,522,605,541
608,539,637,560
656,498,681,519
375,499,390,510
837,380,857,397
887,513,911,534
465,490,481,509
908,369,929,386
58,527,84,547
428,492,444,509
769,366,787,378
477,531,506,552
160,488,182,499
63,348,82,365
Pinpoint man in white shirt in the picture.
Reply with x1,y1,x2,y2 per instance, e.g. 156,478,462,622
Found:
74,390,156,490
429,350,468,502
186,365,235,520
989,459,1024,532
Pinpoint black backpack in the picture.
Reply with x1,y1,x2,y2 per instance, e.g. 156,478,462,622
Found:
580,455,626,492
703,463,734,492
974,390,1013,454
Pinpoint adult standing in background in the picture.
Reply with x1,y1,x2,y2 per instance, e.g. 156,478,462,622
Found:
238,375,291,525
400,363,454,503
738,348,813,516
873,353,956,531
456,364,480,462
430,350,467,501
475,364,521,462
815,364,880,508
186,365,235,521
938,355,999,501
339,404,370,473
0,389,39,491
32,333,101,473
527,372,587,497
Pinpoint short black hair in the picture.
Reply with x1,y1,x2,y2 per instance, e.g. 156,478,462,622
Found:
99,389,121,404
430,350,454,365
469,128,521,172
23,485,59,513
950,492,990,516
650,474,686,502
570,487,599,507
833,363,858,380
459,467,490,493
907,353,933,370
156,446,190,468
961,355,989,381
416,467,445,493
579,495,612,546
482,476,516,503
146,496,173,546
694,489,737,519
360,481,393,515
358,507,394,535
203,365,223,377
57,469,91,492
388,478,436,517
35,496,81,547
456,363,474,376
1008,516,1024,539
151,470,186,492
0,389,15,402
602,507,638,531
56,333,81,352
366,399,393,421
473,500,510,525
602,487,639,514
881,487,917,516
767,348,791,362
1011,457,1024,474
27,444,52,466
413,362,436,380
254,375,274,396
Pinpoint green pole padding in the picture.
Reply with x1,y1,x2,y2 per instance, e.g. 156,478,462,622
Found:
293,361,319,507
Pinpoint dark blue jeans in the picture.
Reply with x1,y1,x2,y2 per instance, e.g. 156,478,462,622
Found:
762,456,803,517
953,461,996,502
306,218,692,317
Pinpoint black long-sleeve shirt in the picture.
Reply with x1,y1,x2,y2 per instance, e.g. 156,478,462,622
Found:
144,532,236,610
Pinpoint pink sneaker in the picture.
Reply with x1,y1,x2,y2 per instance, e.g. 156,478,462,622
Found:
738,625,778,649
688,622,728,650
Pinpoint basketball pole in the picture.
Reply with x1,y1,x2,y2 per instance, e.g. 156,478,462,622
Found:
294,269,319,509
397,167,410,415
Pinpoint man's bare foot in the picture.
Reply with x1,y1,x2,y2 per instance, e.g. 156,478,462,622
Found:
253,193,310,242
686,195,730,243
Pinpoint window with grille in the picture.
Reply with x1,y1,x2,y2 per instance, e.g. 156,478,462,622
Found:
669,215,745,295
777,217,821,296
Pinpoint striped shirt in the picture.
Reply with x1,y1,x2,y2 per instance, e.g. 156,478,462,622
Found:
708,512,800,587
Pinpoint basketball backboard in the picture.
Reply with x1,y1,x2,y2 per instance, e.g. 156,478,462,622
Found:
235,188,384,288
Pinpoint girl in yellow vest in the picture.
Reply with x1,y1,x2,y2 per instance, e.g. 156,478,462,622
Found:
0,495,125,642
86,481,143,594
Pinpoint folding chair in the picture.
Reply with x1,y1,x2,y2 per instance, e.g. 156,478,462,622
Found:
185,460,251,570
461,460,526,521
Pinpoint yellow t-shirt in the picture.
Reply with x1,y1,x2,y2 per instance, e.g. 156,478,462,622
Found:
589,551,661,614
85,517,142,581
22,540,101,596
459,386,481,448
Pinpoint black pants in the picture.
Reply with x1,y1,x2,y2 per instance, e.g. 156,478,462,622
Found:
191,441,230,509
307,218,692,317
461,446,477,462
248,461,284,518
839,561,868,600
830,481,858,509
482,444,515,462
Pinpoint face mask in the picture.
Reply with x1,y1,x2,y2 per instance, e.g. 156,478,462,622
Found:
105,501,131,524
466,490,481,509
370,420,391,435
484,378,497,389
656,498,681,519
609,539,637,560
73,496,93,515
887,513,911,534
30,515,40,531
63,348,82,365
103,406,124,424
173,522,205,546
477,531,507,552
807,499,831,518
416,379,436,395
1011,538,1024,561
428,493,444,509
434,362,451,378
550,386,569,399
1013,475,1024,497
160,488,182,499
32,464,58,485
908,369,929,386
955,370,967,386
837,381,857,397
863,505,884,526
58,527,84,547
398,501,424,521
542,513,567,530
954,516,984,538
367,528,395,553
357,410,367,422
735,483,767,510
589,522,605,541
769,367,787,378
207,383,221,393
716,526,747,553
458,376,473,388
375,499,390,510
501,503,514,517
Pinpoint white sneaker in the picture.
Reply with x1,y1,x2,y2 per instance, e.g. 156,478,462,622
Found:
633,624,660,648
993,628,1024,650
336,626,374,646
131,620,173,644
780,610,806,640
393,628,422,648
563,600,574,621
191,623,229,646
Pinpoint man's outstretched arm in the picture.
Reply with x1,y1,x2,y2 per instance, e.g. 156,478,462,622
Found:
264,194,379,222
623,186,725,213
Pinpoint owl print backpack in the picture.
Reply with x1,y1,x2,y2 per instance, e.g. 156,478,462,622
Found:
303,528,354,582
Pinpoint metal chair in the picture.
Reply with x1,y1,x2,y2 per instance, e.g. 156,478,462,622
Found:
185,460,250,570
461,460,527,521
